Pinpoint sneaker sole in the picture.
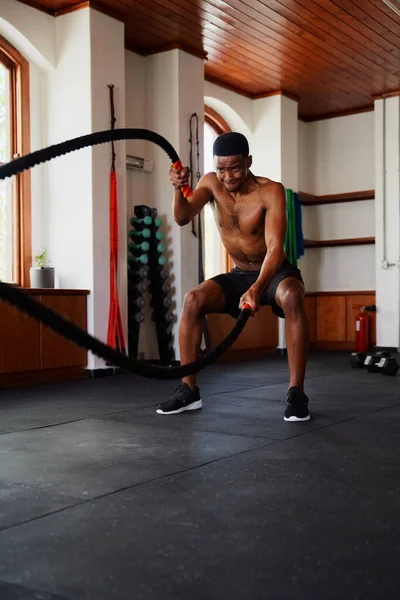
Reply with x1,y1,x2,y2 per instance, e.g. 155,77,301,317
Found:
156,399,203,415
284,414,311,422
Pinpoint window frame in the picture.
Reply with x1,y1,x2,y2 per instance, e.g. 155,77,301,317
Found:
0,34,31,287
204,105,233,273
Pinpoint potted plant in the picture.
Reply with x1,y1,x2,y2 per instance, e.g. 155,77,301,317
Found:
30,247,55,289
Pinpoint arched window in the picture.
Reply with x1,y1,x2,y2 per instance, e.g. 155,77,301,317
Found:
203,105,233,278
0,35,30,286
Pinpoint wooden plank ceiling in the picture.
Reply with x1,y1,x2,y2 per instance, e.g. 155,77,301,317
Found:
17,0,400,119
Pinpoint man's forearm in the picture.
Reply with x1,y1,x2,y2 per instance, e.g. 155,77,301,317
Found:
173,188,191,226
252,247,285,294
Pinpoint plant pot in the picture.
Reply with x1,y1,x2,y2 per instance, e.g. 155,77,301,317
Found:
30,267,55,289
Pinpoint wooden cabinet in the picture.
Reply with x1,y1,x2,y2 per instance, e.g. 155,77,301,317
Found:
207,305,278,360
306,291,376,351
0,303,40,373
40,295,87,369
303,296,316,343
0,289,89,388
316,295,346,342
206,290,376,359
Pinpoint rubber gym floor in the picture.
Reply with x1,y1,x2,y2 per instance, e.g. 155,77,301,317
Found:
0,351,398,600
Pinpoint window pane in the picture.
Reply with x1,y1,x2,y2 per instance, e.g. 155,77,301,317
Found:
0,62,13,283
203,122,222,279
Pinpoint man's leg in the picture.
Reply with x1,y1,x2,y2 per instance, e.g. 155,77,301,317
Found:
156,279,227,415
275,277,310,391
275,277,311,421
180,280,227,390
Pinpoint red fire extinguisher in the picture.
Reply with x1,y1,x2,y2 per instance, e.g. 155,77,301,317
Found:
354,304,376,353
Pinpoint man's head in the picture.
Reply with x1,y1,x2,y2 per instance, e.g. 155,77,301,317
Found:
213,132,252,192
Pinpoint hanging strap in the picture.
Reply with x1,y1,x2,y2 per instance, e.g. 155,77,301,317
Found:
189,113,211,351
107,84,125,353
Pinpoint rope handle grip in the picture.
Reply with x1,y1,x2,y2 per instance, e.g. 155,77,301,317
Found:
172,160,193,198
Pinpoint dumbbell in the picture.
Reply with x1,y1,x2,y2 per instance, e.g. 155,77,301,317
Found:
155,231,163,241
156,243,165,253
129,228,151,240
350,350,389,369
134,205,151,218
158,268,169,280
350,352,367,368
128,254,148,265
375,355,399,376
127,266,148,281
150,297,172,309
131,297,145,308
128,281,148,294
364,351,393,373
128,241,150,253
152,310,174,323
130,216,152,226
158,255,166,266
154,217,162,227
352,350,399,375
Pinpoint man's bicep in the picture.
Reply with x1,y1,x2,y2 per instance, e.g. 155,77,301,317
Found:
188,185,211,212
264,183,287,249
188,174,213,214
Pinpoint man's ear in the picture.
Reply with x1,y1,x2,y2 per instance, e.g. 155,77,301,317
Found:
247,155,253,169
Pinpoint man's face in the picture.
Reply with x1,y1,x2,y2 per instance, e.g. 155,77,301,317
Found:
215,154,252,192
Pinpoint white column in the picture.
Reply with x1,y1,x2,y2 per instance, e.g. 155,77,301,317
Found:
44,8,126,370
90,9,126,369
252,93,299,352
374,96,400,350
146,49,205,359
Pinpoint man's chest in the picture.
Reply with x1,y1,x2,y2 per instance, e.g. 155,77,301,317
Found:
211,198,266,236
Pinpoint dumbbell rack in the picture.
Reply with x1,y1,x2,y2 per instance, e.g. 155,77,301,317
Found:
127,210,150,360
127,204,175,363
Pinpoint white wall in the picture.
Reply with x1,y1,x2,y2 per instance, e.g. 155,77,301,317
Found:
145,49,204,360
125,50,157,359
204,80,253,142
125,49,205,360
0,0,55,70
125,51,148,214
30,63,46,257
90,9,126,365
45,9,93,293
298,110,376,293
306,111,375,195
374,97,400,349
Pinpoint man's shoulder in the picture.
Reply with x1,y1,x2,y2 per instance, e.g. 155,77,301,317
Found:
256,178,285,207
256,177,284,190
201,171,218,183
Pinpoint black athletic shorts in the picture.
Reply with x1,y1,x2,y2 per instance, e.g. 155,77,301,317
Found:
210,258,303,319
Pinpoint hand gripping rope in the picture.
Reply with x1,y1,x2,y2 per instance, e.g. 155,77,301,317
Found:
0,128,252,380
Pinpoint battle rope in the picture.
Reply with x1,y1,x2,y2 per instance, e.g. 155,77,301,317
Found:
0,128,252,379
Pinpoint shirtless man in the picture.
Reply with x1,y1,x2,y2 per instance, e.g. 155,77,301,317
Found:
156,132,310,422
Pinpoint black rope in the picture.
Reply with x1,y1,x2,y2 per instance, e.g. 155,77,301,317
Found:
0,282,250,379
108,84,116,171
0,127,251,380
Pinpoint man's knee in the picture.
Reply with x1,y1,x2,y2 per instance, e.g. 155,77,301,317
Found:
183,289,206,317
278,284,305,316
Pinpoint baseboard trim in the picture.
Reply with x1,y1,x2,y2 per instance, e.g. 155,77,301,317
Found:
373,346,399,354
216,347,278,362
276,348,288,356
86,367,125,378
310,342,356,352
0,367,86,389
